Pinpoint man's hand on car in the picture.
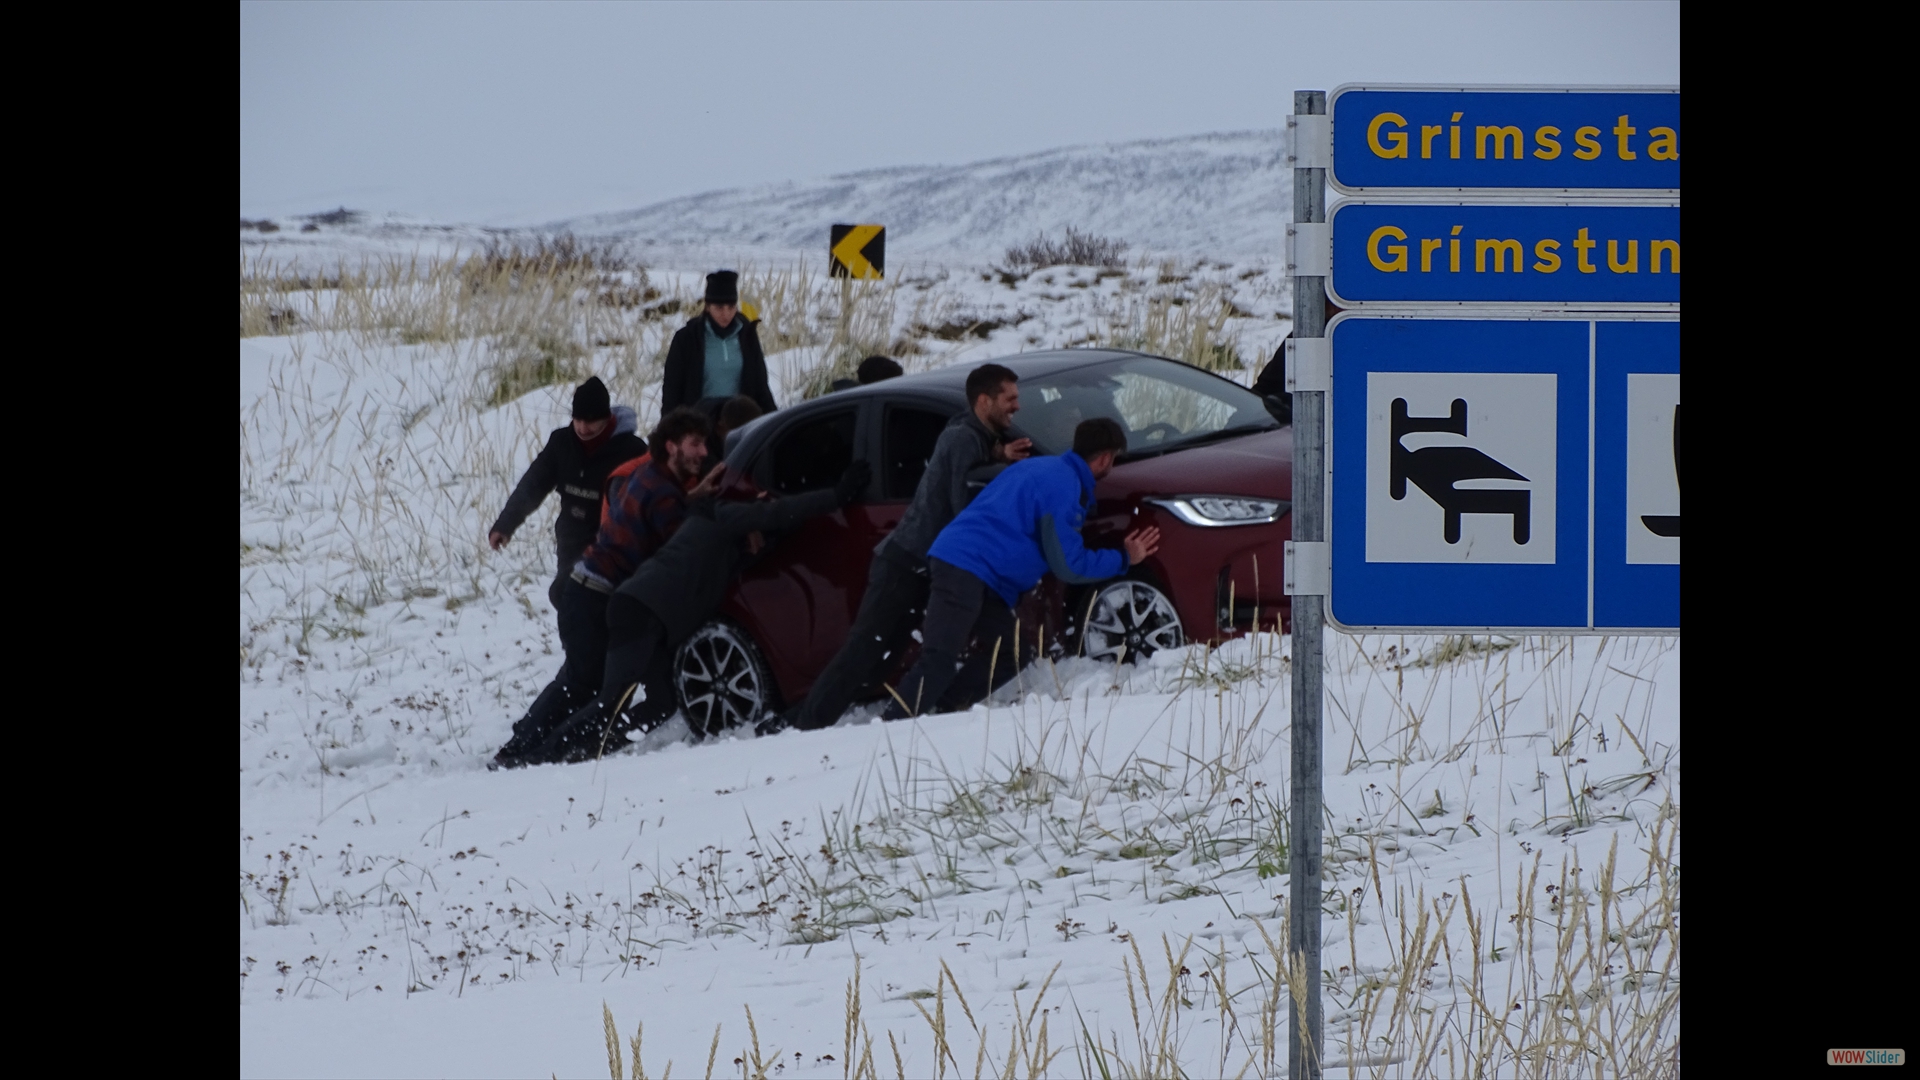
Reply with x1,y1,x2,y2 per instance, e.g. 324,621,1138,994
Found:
996,437,1034,463
488,530,509,551
687,462,727,499
1123,526,1162,566
834,460,874,503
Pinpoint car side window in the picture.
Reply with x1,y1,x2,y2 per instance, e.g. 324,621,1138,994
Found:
769,409,857,495
883,407,951,500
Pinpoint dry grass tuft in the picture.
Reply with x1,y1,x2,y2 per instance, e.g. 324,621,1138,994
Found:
1100,283,1244,372
1004,228,1130,271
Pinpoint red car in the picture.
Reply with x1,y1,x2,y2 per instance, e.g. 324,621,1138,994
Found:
673,349,1295,733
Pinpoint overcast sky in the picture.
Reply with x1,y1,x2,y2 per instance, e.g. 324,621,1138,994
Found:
239,1,1679,225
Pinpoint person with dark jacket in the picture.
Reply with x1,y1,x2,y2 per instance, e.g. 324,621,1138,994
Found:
525,459,874,765
831,354,904,392
770,364,1031,734
1249,298,1343,424
661,271,778,419
881,419,1160,721
492,407,719,768
488,377,649,612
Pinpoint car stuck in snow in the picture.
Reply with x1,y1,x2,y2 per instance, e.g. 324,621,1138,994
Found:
675,349,1295,733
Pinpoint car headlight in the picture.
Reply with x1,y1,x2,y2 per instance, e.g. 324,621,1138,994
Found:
1145,496,1289,527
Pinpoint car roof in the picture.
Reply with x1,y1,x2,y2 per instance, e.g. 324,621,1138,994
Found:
723,348,1183,460
825,348,1158,400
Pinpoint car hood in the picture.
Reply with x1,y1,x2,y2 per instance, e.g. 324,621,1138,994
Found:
1098,427,1295,501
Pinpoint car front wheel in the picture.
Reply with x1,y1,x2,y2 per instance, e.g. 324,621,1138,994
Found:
674,621,778,737
1077,579,1185,663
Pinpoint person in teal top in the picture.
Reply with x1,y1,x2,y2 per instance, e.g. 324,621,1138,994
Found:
662,270,778,419
702,312,746,399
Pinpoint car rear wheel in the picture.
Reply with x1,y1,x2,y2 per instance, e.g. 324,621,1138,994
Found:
675,621,778,737
1078,579,1184,663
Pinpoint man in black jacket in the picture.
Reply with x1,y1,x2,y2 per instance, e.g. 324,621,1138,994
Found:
488,377,649,612
768,363,1032,735
525,459,874,764
660,271,778,419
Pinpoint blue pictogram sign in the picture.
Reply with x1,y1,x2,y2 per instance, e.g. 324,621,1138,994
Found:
1327,314,1678,633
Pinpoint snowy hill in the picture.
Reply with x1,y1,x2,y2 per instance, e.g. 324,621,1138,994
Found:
241,131,1293,269
557,130,1291,263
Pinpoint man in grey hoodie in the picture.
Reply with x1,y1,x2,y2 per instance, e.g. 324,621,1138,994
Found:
769,363,1032,734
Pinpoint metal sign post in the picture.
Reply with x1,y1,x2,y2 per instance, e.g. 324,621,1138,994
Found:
1285,88,1327,1080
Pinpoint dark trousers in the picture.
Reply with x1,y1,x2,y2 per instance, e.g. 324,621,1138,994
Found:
551,543,583,612
600,595,680,729
555,577,612,698
789,549,931,731
882,558,1026,720
548,542,588,684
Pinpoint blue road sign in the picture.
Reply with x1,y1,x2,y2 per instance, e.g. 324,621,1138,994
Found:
1330,86,1680,194
1327,314,1679,633
1330,202,1679,307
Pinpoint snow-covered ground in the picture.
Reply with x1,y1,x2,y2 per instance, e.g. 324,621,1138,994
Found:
241,149,1677,1078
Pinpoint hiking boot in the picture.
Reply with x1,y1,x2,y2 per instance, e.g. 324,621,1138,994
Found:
529,698,658,766
754,704,801,738
490,678,586,769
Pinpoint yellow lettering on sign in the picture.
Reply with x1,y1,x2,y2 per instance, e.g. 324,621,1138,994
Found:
1574,127,1602,160
1533,126,1561,160
1421,125,1443,159
1475,238,1523,273
1476,126,1523,160
832,225,885,279
1647,127,1679,161
1573,228,1597,273
1421,238,1443,272
1533,239,1562,274
1367,226,1409,271
1651,240,1680,273
1613,115,1638,160
1607,239,1639,273
1449,112,1463,159
1449,225,1463,273
1368,113,1409,158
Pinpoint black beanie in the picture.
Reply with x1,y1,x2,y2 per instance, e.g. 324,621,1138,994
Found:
572,376,611,421
704,270,739,305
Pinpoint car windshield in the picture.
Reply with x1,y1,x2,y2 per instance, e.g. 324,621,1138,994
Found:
1012,356,1278,458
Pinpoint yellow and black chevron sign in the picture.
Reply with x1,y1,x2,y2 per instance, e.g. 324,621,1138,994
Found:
829,224,885,280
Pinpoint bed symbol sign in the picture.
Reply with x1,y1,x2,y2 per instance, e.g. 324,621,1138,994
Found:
1366,370,1558,565
1328,315,1678,632
1391,397,1533,546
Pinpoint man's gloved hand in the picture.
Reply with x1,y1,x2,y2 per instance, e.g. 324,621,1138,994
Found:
834,460,873,503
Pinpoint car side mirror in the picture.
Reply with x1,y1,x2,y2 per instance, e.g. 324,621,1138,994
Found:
1262,394,1293,426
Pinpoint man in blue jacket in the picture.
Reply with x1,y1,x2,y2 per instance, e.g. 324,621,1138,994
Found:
881,418,1161,720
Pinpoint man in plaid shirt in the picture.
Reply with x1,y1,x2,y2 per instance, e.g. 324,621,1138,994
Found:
493,407,719,767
